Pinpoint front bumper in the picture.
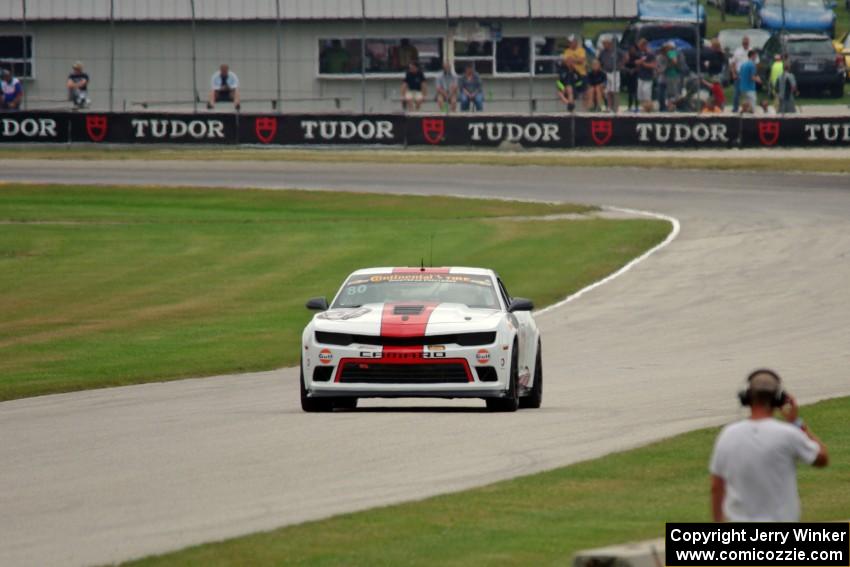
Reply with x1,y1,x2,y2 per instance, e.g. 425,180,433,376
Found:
303,340,511,398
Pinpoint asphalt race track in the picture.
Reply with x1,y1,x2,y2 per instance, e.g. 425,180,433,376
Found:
2,159,850,567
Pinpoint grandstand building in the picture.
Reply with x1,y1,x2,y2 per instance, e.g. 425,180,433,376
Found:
0,0,636,113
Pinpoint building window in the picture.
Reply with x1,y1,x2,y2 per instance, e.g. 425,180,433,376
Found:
0,36,33,78
496,37,530,74
453,40,494,75
533,36,570,76
319,37,444,77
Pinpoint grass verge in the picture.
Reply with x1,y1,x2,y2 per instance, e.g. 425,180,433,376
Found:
0,184,669,401
127,395,850,566
1,147,850,173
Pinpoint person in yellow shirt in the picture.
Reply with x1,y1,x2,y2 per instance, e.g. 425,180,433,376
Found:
768,54,784,107
562,34,588,109
562,34,587,76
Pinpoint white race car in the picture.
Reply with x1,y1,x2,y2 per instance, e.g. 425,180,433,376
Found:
300,267,542,412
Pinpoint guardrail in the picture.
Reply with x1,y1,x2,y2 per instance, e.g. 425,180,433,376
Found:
0,111,848,148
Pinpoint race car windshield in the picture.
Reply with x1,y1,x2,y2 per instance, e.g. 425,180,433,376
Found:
333,273,501,310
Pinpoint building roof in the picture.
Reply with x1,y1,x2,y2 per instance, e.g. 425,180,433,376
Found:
3,0,637,21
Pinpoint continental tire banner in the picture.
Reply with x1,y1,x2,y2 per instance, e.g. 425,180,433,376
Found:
1,111,848,148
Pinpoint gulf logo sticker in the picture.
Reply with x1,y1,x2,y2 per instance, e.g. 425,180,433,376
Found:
318,349,333,364
476,349,490,364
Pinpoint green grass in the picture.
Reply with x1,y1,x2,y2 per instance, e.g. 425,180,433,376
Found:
127,395,850,566
0,184,670,401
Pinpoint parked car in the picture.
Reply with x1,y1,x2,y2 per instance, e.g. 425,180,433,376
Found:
621,21,702,70
717,28,772,54
834,31,850,78
707,0,753,15
751,0,837,38
637,0,707,37
759,32,846,96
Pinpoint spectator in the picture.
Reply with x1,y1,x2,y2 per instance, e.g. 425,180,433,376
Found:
769,54,784,102
702,78,726,111
777,55,799,114
700,95,722,114
0,68,23,111
397,39,419,69
710,369,828,522
702,38,726,79
598,38,626,113
563,34,588,108
208,64,240,111
587,59,606,112
562,34,588,77
458,64,484,112
434,61,458,112
661,43,688,112
66,61,90,109
401,60,427,112
557,57,579,111
730,36,756,113
636,39,657,112
738,50,761,113
624,44,641,112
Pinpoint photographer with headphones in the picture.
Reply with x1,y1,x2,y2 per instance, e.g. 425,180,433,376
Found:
709,369,829,522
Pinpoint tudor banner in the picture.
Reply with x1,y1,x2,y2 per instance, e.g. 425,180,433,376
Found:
3,110,850,148
742,117,850,147
238,114,404,145
0,112,72,143
574,115,740,148
406,115,572,148
67,113,237,144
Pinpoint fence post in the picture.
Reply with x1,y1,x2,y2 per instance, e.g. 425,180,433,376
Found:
360,0,366,113
109,0,115,111
275,0,282,113
20,0,27,110
528,0,534,114
190,0,198,113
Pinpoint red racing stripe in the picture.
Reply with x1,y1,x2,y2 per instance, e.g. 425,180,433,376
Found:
380,302,440,338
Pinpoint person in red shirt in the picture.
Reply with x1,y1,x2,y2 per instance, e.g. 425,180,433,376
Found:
702,79,725,111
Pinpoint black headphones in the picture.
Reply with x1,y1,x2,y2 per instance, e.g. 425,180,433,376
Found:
738,368,787,407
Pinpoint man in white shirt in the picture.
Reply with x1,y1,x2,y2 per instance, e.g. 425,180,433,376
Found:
208,64,240,111
710,369,829,522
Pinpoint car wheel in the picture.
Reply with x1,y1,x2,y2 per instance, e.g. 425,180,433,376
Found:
486,343,519,412
830,82,845,98
300,362,334,412
519,341,543,409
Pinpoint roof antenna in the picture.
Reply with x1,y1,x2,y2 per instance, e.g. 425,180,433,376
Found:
429,233,434,267
420,258,425,272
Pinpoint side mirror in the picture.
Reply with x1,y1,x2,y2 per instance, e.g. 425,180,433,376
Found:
306,297,329,311
508,298,534,313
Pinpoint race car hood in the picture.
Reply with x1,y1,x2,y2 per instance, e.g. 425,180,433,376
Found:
313,302,501,337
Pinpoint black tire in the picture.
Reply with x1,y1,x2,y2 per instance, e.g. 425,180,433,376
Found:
486,343,519,412
334,398,358,410
300,363,333,412
830,81,846,98
519,342,543,409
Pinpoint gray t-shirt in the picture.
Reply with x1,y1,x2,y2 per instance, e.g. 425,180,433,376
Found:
598,47,624,73
436,72,457,93
709,418,820,522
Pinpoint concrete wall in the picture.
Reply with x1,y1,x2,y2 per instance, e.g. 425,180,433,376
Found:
0,18,584,114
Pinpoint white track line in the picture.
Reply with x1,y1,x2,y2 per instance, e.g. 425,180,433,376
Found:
535,207,681,317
